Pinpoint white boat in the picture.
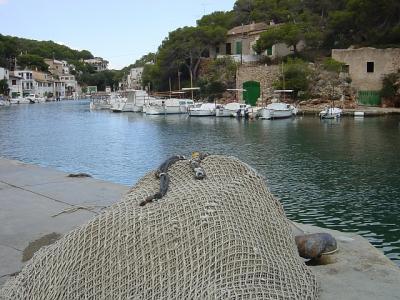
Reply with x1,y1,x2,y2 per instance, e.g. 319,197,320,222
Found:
215,102,251,117
319,107,342,119
144,98,194,115
25,94,46,103
10,97,31,104
259,102,298,120
188,102,218,117
89,94,112,110
0,97,10,106
112,90,157,113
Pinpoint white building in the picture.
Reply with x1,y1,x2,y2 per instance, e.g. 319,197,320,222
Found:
15,70,35,96
0,67,10,81
84,57,109,72
60,74,78,97
32,71,54,98
127,67,144,89
8,73,23,98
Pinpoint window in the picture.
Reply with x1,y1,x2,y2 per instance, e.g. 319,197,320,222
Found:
266,46,273,56
12,80,16,85
226,43,232,55
216,46,220,54
367,62,374,73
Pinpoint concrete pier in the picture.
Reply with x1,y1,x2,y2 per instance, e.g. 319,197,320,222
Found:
0,157,399,299
299,106,400,117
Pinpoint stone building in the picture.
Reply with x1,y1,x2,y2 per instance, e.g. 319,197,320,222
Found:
236,64,280,104
212,22,304,63
332,47,400,105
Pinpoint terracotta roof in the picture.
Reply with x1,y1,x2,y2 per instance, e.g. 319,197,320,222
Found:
227,22,270,36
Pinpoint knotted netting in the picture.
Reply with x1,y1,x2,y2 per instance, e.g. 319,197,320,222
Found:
0,155,318,299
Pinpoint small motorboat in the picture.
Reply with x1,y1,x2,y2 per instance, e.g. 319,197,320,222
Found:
188,103,218,117
259,102,298,120
144,98,194,115
319,107,342,119
215,102,251,118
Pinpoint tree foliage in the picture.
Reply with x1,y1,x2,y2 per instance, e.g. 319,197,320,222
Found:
198,57,237,101
17,54,48,72
274,58,310,97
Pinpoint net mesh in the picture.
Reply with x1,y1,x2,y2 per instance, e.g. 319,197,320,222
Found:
0,155,318,299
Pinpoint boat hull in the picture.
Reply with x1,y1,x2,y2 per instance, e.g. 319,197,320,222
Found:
145,106,189,115
189,110,215,117
260,108,293,120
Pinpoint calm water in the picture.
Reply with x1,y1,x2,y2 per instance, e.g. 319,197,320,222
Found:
1,100,399,265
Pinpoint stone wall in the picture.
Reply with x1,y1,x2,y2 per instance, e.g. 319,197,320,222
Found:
236,64,280,103
332,47,400,91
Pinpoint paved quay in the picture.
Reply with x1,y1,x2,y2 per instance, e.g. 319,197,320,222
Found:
0,157,399,299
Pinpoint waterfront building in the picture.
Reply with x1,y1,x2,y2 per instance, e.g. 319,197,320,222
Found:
60,75,79,97
8,73,23,98
84,57,109,72
53,81,66,99
211,22,305,63
332,47,400,105
32,71,54,98
15,70,35,96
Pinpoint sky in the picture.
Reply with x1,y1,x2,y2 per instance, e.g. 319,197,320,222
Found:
0,0,235,69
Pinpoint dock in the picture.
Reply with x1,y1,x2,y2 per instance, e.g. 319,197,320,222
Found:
0,157,399,299
299,106,400,117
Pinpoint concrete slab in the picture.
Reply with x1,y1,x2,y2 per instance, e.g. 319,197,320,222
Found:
0,157,129,285
293,222,400,300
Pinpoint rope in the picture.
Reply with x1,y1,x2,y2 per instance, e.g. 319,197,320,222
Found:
140,155,186,207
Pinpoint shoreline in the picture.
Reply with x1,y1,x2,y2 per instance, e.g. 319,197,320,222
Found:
0,157,399,299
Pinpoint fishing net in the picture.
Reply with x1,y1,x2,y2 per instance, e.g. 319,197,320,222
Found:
0,155,318,299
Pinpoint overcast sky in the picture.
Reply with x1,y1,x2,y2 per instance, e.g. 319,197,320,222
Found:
0,0,235,69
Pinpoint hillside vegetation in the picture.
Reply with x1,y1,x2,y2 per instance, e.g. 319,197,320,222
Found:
138,0,400,94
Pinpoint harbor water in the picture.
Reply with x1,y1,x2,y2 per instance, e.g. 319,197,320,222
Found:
0,100,399,265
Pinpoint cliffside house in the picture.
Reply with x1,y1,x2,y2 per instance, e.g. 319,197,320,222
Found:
211,22,304,63
332,47,400,105
83,57,109,72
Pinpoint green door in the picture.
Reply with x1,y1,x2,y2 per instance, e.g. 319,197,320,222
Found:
243,81,260,106
358,91,381,106
236,41,242,55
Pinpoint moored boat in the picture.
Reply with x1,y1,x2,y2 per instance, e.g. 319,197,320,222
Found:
112,90,157,113
319,107,342,119
215,102,251,117
144,98,194,115
188,102,218,117
259,102,298,120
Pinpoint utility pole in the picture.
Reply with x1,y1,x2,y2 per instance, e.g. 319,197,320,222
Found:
240,23,244,65
190,71,194,100
178,71,181,90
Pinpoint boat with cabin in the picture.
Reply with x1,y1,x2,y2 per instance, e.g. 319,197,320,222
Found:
25,94,46,103
112,90,157,113
259,90,298,120
188,102,219,117
259,102,298,120
144,98,194,115
89,93,113,110
215,102,251,117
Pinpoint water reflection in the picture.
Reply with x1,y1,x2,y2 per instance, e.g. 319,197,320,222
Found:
0,101,399,264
